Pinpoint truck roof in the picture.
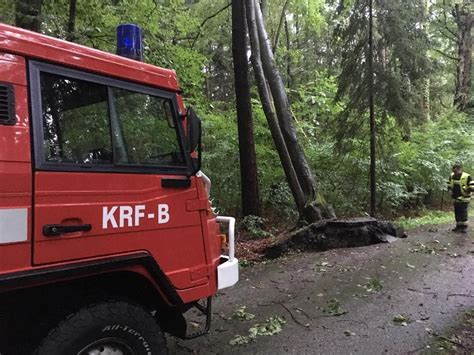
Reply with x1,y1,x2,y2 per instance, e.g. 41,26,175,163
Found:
0,24,180,92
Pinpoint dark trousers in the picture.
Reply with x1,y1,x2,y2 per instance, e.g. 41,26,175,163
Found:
453,201,469,230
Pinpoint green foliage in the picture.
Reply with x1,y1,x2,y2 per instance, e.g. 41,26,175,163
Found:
397,206,474,230
392,314,411,326
200,107,240,216
248,316,286,337
240,215,272,239
229,316,286,346
364,278,383,293
7,0,472,224
0,0,15,23
325,299,348,316
232,306,256,321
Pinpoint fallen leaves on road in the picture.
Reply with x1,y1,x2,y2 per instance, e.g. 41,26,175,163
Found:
434,334,464,351
325,299,348,316
314,261,332,273
229,335,251,346
392,314,411,326
249,316,286,336
409,242,436,254
232,306,256,321
465,309,474,326
229,316,287,346
337,266,356,273
364,278,384,292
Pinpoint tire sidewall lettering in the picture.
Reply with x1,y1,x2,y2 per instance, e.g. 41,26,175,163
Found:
101,324,152,354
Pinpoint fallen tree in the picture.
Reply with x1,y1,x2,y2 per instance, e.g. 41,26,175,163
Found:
264,218,406,259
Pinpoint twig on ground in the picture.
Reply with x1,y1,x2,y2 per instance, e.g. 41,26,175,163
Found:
407,288,438,298
294,307,312,320
277,302,311,329
446,293,474,300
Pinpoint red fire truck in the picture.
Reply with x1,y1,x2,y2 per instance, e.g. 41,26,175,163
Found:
0,23,238,354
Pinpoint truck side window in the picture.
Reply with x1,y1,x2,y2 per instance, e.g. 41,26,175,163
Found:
40,72,112,164
35,63,188,172
110,87,186,167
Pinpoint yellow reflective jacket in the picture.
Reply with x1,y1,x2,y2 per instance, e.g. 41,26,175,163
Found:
447,172,473,201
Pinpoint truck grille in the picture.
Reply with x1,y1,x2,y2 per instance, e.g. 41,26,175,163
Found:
0,84,15,125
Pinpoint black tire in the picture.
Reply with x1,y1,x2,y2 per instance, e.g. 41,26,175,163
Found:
35,301,168,355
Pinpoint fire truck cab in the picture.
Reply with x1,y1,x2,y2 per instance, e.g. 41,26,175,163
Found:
0,24,238,354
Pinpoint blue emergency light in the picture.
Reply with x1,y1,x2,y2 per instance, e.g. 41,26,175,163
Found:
116,24,143,61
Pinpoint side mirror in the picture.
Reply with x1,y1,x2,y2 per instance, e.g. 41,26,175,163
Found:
187,107,202,174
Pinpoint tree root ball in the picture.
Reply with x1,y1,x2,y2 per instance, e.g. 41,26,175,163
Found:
264,217,406,259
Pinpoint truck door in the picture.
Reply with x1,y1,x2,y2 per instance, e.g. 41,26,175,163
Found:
30,62,209,290
0,53,32,270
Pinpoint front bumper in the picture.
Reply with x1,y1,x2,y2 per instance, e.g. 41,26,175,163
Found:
216,216,239,290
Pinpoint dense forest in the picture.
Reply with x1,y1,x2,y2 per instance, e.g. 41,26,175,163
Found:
1,0,472,228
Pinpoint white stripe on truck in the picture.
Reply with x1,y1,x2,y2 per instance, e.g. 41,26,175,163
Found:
0,208,28,244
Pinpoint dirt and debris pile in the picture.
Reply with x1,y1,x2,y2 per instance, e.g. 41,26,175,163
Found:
263,217,406,259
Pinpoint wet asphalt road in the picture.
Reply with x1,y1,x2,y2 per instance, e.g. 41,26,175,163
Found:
168,224,474,354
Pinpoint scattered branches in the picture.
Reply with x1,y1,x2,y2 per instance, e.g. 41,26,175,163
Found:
191,2,231,49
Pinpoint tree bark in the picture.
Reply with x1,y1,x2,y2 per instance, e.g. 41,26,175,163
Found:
246,0,331,222
66,0,77,42
232,0,261,217
245,0,307,220
259,0,268,22
272,0,290,52
368,0,376,217
284,17,291,88
254,1,317,205
453,4,472,112
15,0,43,32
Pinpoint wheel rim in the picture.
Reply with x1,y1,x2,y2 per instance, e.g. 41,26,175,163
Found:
78,337,136,355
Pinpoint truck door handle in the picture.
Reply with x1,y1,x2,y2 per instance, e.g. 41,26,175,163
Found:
43,224,92,236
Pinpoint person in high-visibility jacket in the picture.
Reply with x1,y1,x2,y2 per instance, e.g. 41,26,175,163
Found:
447,164,474,233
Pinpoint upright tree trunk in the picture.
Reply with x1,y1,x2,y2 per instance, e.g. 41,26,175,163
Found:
232,0,261,217
245,0,307,219
15,0,43,32
66,0,77,41
421,0,430,121
453,4,472,112
368,0,376,216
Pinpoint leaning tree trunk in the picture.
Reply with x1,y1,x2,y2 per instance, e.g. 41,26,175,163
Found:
232,0,261,217
453,4,473,112
246,0,335,222
272,0,290,52
284,17,292,88
245,0,307,219
15,0,43,32
253,1,332,221
253,2,316,203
